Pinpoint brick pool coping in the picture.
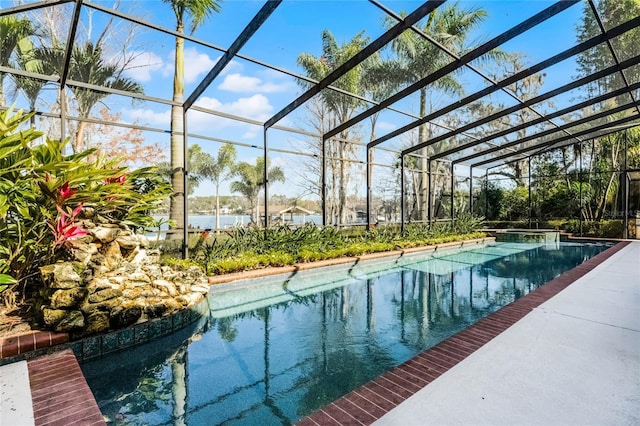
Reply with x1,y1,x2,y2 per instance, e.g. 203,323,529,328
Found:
28,349,105,425
296,241,630,426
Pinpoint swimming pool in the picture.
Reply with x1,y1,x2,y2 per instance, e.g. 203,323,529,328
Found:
82,242,610,425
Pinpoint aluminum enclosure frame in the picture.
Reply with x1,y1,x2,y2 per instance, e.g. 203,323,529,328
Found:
1,0,639,247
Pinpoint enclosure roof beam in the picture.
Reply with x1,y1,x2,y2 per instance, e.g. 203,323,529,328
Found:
81,1,431,124
184,0,282,110
367,0,581,150
324,1,576,142
58,0,83,89
430,77,640,162
531,123,640,159
389,13,640,155
587,0,640,116
0,0,72,17
469,113,640,168
455,101,636,165
405,55,640,161
264,0,445,130
474,120,640,170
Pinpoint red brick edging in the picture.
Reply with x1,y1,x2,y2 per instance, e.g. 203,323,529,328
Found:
0,330,68,360
28,349,105,426
297,242,630,426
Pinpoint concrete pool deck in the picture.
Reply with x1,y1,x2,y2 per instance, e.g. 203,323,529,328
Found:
298,241,640,425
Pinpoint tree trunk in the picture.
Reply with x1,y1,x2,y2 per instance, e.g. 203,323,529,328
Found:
215,182,221,233
595,171,616,221
171,348,188,426
595,137,620,221
418,88,428,221
0,77,6,107
338,138,346,224
169,24,185,240
75,120,86,154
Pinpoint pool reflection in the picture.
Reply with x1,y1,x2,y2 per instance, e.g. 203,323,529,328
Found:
82,243,608,425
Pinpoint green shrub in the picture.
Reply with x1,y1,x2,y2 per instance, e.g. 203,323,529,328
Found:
207,251,295,274
0,108,171,294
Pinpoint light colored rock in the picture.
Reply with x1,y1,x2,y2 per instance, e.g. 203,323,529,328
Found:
122,287,144,299
190,284,210,294
128,272,151,283
39,219,212,337
88,288,122,303
103,242,122,268
116,235,139,250
152,279,177,296
40,263,83,288
126,248,142,264
91,226,120,244
137,234,150,248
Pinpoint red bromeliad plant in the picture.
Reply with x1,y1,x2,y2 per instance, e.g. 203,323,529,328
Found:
0,108,171,296
51,203,88,247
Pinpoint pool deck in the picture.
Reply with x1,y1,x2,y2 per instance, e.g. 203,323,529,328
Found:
298,240,640,426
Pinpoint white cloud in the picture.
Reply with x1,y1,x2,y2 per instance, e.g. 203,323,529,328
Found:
218,73,294,94
242,130,258,139
194,94,273,123
127,108,170,125
162,48,219,83
377,121,397,131
122,51,164,82
125,93,274,136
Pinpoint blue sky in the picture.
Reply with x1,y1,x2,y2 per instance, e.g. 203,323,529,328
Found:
15,0,594,198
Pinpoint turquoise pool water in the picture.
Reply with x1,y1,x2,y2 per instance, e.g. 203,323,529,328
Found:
82,242,610,425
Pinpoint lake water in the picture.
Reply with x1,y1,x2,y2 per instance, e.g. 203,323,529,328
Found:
155,215,323,231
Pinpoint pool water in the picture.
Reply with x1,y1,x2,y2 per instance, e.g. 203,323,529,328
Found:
82,242,610,425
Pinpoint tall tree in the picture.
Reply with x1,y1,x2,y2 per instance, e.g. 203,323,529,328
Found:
203,143,236,232
470,53,551,187
384,4,488,220
69,42,143,153
576,0,640,99
162,0,222,239
12,36,48,127
231,157,285,223
297,30,369,224
575,0,640,221
0,16,34,107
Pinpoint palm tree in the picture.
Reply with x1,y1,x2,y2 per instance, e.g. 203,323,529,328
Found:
0,16,34,107
162,0,222,239
297,30,370,224
30,42,142,151
384,4,488,219
203,143,236,232
13,37,54,127
158,143,216,193
231,157,285,224
68,42,143,153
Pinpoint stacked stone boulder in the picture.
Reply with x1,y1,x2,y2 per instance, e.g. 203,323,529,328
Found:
38,221,210,337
